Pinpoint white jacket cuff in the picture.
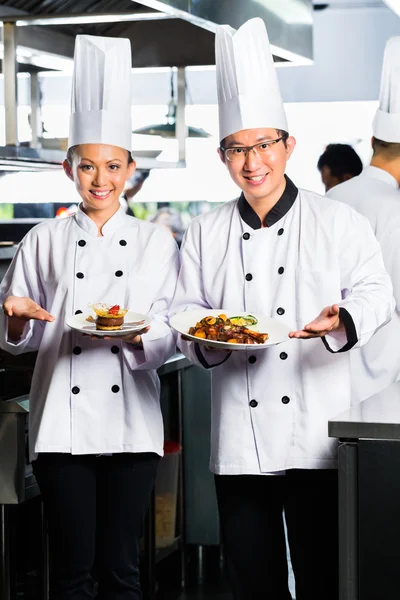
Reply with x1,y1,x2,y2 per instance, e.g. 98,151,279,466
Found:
122,320,176,371
177,336,231,370
0,313,34,354
323,307,358,353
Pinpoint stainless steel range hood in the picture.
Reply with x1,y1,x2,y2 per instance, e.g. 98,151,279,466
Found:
0,0,313,172
133,0,314,65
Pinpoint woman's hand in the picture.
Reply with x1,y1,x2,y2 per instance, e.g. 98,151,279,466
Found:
120,325,151,346
85,326,151,346
3,296,55,322
3,296,55,342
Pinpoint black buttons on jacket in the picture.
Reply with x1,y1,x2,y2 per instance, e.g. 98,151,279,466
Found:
75,310,82,315
76,272,84,279
249,399,258,408
277,307,285,316
281,396,290,405
278,228,284,236
72,386,80,395
278,267,284,275
73,346,82,356
111,346,120,354
245,273,253,282
242,232,250,241
248,356,257,364
280,352,288,360
115,270,123,278
119,240,127,246
78,240,86,247
112,385,120,393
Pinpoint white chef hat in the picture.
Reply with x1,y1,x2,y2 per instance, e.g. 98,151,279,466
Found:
216,18,288,143
372,37,400,143
68,35,132,151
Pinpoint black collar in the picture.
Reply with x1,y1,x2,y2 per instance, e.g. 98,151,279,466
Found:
238,175,298,229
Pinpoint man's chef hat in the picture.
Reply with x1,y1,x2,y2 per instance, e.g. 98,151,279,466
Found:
216,18,288,142
68,35,132,151
372,37,400,143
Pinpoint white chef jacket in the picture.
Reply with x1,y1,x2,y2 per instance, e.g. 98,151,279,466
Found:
171,177,394,475
0,205,180,461
328,166,400,403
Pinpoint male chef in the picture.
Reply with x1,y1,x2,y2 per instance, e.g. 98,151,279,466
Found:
328,37,400,404
171,19,394,600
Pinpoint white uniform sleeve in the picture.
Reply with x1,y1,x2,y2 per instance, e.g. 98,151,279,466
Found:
0,238,46,354
170,221,232,369
122,239,180,371
324,210,395,352
379,228,400,313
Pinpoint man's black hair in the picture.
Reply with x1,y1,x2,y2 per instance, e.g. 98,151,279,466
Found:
220,129,289,150
317,143,363,178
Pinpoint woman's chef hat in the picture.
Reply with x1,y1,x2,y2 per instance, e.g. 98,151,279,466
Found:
68,35,132,151
372,37,400,143
216,18,288,142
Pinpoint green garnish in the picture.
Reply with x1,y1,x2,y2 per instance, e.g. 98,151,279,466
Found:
229,315,258,326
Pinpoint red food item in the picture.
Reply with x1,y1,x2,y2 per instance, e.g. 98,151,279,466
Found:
108,305,120,315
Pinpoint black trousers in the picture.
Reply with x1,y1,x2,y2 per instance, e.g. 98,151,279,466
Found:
215,469,338,600
33,452,160,600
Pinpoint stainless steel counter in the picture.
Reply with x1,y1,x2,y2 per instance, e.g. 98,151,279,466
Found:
329,381,400,441
157,352,191,376
329,382,400,600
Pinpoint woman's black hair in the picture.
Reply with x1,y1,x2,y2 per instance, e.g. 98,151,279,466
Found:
66,146,134,165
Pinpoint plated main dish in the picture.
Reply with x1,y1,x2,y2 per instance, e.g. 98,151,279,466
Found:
169,309,291,350
188,314,269,345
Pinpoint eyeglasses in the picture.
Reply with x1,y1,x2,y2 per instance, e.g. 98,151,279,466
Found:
221,135,288,162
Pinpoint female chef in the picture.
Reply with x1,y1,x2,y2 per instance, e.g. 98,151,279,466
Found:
171,19,394,600
0,36,179,600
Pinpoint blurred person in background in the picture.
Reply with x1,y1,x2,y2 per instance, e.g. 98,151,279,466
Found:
318,143,363,192
328,38,400,404
150,207,185,246
121,170,150,216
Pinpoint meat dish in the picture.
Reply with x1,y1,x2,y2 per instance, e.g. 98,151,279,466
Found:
188,314,268,344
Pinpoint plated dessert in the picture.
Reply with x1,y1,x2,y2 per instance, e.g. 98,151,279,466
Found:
92,304,129,331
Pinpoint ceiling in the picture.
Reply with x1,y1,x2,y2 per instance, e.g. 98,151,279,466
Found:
0,0,314,69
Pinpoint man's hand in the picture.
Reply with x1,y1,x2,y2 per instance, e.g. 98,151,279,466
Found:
289,304,343,339
3,296,55,322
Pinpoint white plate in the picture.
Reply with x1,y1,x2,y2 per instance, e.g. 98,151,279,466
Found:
170,309,291,351
66,311,152,337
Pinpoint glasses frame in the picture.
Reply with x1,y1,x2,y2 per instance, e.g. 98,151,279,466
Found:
220,135,288,162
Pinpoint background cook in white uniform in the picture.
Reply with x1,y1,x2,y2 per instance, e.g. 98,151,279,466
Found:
328,37,400,403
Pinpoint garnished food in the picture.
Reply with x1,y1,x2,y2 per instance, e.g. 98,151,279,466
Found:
92,303,129,331
188,314,268,345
